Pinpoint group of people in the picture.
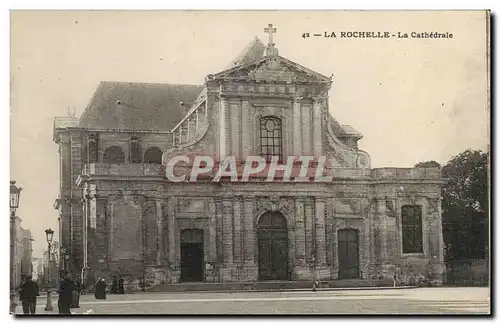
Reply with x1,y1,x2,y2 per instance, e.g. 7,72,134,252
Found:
16,270,127,315
16,269,75,315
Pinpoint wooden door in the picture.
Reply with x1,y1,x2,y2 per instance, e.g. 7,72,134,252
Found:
338,229,360,279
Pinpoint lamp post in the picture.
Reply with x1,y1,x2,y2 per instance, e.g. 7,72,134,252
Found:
44,228,54,311
9,180,22,314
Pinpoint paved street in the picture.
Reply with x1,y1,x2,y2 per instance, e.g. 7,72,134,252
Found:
16,287,490,315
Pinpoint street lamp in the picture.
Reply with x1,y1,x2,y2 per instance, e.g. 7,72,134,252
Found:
44,228,54,311
9,180,22,314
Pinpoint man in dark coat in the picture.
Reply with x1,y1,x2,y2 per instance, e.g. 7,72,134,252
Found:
111,276,118,294
118,276,125,295
57,270,73,315
19,275,39,314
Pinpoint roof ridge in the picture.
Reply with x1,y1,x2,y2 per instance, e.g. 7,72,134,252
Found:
99,81,202,87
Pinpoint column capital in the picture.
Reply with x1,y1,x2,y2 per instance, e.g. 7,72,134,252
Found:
315,197,327,204
312,96,327,104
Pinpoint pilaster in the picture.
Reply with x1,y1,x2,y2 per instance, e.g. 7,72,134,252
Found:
241,99,253,159
219,98,229,160
304,199,314,266
221,198,234,281
156,199,164,266
312,97,324,157
292,97,303,156
167,197,179,282
230,100,242,161
301,104,312,156
233,196,243,264
242,197,258,281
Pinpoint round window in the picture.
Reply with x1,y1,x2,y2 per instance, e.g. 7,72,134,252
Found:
265,120,275,132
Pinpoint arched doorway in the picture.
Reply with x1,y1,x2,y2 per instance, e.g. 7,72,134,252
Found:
257,211,288,281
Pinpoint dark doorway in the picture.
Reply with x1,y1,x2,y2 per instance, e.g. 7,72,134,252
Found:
180,229,204,282
338,229,360,279
257,212,288,281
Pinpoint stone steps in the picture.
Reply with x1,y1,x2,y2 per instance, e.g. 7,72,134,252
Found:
147,279,394,292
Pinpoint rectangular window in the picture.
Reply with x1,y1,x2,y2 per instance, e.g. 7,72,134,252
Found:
401,205,423,253
88,134,99,163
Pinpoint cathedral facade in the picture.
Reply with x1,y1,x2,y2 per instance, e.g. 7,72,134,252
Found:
53,28,445,290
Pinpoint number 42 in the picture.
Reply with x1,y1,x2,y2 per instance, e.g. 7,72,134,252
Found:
302,33,310,39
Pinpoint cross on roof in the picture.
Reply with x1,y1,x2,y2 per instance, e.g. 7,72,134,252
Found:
264,23,277,45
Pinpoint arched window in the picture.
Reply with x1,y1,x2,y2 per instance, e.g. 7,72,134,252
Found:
260,116,282,162
401,205,423,253
144,147,163,164
103,146,125,164
130,136,142,164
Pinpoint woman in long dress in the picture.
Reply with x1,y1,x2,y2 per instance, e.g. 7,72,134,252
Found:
94,278,107,300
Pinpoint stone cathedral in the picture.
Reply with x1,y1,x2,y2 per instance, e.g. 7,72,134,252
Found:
53,25,445,290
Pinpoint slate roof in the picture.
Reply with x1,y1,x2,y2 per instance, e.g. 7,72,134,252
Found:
224,37,266,70
78,82,203,131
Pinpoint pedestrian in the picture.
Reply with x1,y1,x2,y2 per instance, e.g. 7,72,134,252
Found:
57,270,74,315
19,274,39,314
118,276,125,295
72,280,81,308
94,278,107,300
111,276,118,294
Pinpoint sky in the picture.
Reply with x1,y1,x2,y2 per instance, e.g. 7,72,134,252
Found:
9,11,489,258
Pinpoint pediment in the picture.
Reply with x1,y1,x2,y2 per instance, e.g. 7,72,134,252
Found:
213,55,331,84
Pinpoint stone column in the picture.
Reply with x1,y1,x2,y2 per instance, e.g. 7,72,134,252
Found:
167,197,178,281
221,198,233,281
242,197,257,281
427,197,444,284
326,198,335,269
241,99,252,160
294,198,308,279
230,101,241,161
301,104,312,156
156,199,164,265
219,98,229,161
304,200,314,265
215,198,223,265
233,197,242,264
315,198,327,269
376,199,389,275
95,198,107,269
205,200,215,262
312,97,324,157
82,198,88,271
292,97,303,156
294,199,306,264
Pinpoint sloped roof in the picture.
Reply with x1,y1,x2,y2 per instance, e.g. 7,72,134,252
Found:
78,82,203,131
225,37,266,70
